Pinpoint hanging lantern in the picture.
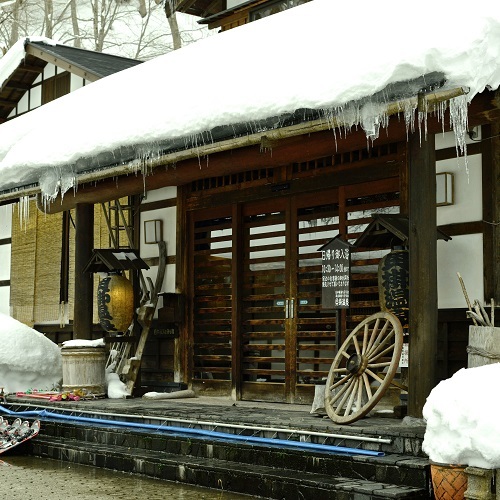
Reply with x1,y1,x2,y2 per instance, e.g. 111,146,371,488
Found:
97,273,134,333
378,247,409,330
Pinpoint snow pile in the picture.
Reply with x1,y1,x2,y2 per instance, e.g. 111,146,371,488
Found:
0,312,62,393
0,0,499,201
61,338,105,348
423,364,500,468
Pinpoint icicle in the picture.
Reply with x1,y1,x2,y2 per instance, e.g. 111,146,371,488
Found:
449,94,469,173
18,195,30,231
360,101,387,141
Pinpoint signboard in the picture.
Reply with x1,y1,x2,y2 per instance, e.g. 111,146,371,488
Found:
319,236,351,310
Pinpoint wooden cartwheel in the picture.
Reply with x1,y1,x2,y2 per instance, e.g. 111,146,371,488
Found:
325,311,404,424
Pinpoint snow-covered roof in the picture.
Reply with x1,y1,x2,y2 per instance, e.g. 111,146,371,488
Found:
0,0,499,203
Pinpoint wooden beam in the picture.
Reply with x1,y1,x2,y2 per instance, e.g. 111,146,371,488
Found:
4,81,32,91
408,132,437,418
73,204,94,339
25,44,100,82
0,99,17,108
19,64,44,73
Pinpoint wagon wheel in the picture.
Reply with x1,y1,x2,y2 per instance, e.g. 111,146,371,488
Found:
325,311,403,424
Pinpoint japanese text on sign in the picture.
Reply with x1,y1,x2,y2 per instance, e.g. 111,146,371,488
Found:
320,238,350,309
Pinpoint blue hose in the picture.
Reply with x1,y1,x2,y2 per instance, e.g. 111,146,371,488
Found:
0,404,384,457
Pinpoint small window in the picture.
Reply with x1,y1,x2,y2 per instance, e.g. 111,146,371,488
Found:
42,72,70,105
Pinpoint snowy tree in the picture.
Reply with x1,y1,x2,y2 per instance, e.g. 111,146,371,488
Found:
0,0,208,60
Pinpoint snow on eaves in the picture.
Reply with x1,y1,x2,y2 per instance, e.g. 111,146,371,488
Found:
0,0,499,202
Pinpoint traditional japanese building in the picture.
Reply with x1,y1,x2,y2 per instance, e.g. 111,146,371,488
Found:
0,1,498,418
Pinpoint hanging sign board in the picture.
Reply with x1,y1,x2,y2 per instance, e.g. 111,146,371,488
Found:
319,235,351,310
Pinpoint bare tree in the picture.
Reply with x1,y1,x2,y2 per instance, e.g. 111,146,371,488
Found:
0,0,209,60
162,0,181,50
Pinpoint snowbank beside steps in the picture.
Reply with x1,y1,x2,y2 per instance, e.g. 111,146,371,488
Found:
0,312,62,393
423,363,500,468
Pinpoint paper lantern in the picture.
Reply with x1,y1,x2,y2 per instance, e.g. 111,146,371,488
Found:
378,248,409,330
97,273,134,332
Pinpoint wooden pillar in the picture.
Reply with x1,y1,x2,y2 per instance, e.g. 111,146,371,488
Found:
73,203,94,339
408,132,437,418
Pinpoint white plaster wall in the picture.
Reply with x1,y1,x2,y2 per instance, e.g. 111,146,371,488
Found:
30,85,41,109
140,187,178,301
436,154,482,226
16,92,29,114
0,205,12,238
227,0,247,7
435,131,484,308
437,234,484,309
70,75,85,92
0,205,12,315
43,63,56,79
0,287,10,315
0,245,11,281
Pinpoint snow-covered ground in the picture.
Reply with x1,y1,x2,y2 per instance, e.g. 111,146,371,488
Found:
423,363,500,468
0,0,499,203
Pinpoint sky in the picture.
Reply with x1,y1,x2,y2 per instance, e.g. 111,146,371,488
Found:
0,0,499,203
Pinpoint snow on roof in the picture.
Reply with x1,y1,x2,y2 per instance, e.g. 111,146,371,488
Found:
0,0,499,202
0,36,55,90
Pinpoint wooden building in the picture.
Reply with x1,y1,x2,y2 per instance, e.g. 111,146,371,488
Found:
0,39,142,322
0,2,499,418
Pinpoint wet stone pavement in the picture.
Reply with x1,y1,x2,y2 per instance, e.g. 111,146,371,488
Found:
1,455,254,500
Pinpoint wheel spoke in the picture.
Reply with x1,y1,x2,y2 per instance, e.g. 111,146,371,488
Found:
334,377,356,415
356,375,364,410
365,367,385,385
366,322,392,358
353,334,361,356
331,367,349,374
366,319,389,357
344,377,359,416
367,360,393,369
362,372,373,401
329,373,351,391
369,342,396,364
365,318,381,353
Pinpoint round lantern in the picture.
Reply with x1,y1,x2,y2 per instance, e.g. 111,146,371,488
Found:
378,247,409,330
97,273,134,333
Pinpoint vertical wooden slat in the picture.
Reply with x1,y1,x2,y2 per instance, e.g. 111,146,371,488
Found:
73,203,94,339
231,203,242,400
408,132,437,418
286,197,296,402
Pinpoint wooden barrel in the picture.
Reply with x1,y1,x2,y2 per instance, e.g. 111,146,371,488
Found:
468,326,500,368
97,273,134,333
61,346,106,397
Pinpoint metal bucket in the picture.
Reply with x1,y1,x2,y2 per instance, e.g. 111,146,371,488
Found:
430,462,467,500
61,346,106,398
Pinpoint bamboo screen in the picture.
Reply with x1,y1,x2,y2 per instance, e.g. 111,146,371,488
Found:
10,200,115,327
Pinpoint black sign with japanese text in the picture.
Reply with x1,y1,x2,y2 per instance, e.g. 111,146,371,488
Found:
319,236,351,310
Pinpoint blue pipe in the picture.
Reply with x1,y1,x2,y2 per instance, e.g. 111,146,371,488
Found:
0,404,384,457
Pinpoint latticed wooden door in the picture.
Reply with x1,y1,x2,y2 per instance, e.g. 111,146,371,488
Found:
189,178,401,403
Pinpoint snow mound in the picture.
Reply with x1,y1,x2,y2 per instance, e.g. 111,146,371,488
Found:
423,363,500,468
0,312,62,393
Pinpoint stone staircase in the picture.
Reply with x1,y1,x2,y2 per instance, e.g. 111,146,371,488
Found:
26,416,432,499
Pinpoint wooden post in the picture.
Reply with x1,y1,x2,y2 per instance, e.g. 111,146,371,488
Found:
408,132,437,418
73,203,94,339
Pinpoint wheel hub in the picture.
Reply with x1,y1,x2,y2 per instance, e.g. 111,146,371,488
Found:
346,353,367,375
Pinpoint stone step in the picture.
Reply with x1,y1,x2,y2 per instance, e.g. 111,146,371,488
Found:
32,434,430,499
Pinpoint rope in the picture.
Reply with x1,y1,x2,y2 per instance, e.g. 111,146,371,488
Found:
466,345,500,360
